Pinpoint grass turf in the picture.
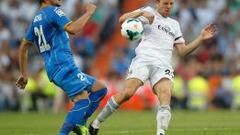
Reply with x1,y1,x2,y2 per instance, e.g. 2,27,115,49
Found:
0,110,240,135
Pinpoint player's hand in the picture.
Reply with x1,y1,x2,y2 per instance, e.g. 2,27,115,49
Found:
142,11,154,24
200,24,217,40
86,3,97,15
142,11,153,18
16,75,28,89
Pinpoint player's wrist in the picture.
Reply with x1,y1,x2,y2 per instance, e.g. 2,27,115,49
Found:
198,35,204,42
138,11,144,17
86,10,95,16
21,72,28,78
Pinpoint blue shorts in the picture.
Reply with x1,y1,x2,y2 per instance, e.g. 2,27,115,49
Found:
52,64,95,100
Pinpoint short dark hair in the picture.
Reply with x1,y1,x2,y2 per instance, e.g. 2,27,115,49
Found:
37,0,43,3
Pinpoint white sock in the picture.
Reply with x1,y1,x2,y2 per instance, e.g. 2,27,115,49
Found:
91,97,119,129
92,119,100,129
157,129,165,135
156,105,171,135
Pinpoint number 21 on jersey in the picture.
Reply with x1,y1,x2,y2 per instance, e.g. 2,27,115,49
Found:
34,25,51,53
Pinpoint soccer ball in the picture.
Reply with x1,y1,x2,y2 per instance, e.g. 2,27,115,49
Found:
121,18,144,41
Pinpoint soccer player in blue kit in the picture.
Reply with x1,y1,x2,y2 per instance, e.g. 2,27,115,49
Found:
16,0,107,135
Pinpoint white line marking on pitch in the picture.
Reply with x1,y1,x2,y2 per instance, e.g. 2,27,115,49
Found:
102,127,233,134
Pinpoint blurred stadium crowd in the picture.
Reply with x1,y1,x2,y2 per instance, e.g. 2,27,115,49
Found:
0,0,240,112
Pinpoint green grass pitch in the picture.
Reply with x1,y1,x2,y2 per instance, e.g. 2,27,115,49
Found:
0,110,240,135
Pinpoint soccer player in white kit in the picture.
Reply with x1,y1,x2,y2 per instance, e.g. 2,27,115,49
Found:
89,0,216,135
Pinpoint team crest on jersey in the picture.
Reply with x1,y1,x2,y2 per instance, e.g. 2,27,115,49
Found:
55,8,65,17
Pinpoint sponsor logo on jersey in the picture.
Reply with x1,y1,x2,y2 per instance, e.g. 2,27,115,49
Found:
158,24,175,38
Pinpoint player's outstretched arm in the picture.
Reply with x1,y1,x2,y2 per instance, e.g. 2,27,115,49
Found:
65,3,96,34
16,40,31,89
119,11,154,24
175,24,216,57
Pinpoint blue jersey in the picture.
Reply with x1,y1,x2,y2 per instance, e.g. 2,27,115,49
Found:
24,6,73,80
24,6,96,98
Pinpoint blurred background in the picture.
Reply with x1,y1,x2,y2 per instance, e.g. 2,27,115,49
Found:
0,0,240,113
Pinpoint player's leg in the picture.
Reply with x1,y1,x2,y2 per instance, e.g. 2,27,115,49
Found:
53,68,93,135
89,63,149,135
68,76,107,135
153,78,173,135
83,75,108,123
89,78,143,134
59,91,90,135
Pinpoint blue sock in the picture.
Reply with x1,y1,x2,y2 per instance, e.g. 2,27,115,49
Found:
59,99,90,135
84,88,107,121
58,123,74,135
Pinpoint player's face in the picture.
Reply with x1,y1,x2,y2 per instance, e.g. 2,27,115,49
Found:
49,0,63,7
156,0,174,17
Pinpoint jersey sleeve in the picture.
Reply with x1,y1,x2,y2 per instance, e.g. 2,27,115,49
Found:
24,22,35,44
174,21,185,44
134,6,154,25
49,7,72,29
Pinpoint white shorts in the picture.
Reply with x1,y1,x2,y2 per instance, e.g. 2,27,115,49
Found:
126,64,174,87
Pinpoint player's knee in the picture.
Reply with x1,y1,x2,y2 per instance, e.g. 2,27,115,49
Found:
157,89,171,105
158,88,171,97
92,80,107,92
98,81,107,89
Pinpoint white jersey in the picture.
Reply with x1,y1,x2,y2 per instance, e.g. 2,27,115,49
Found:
131,6,185,70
